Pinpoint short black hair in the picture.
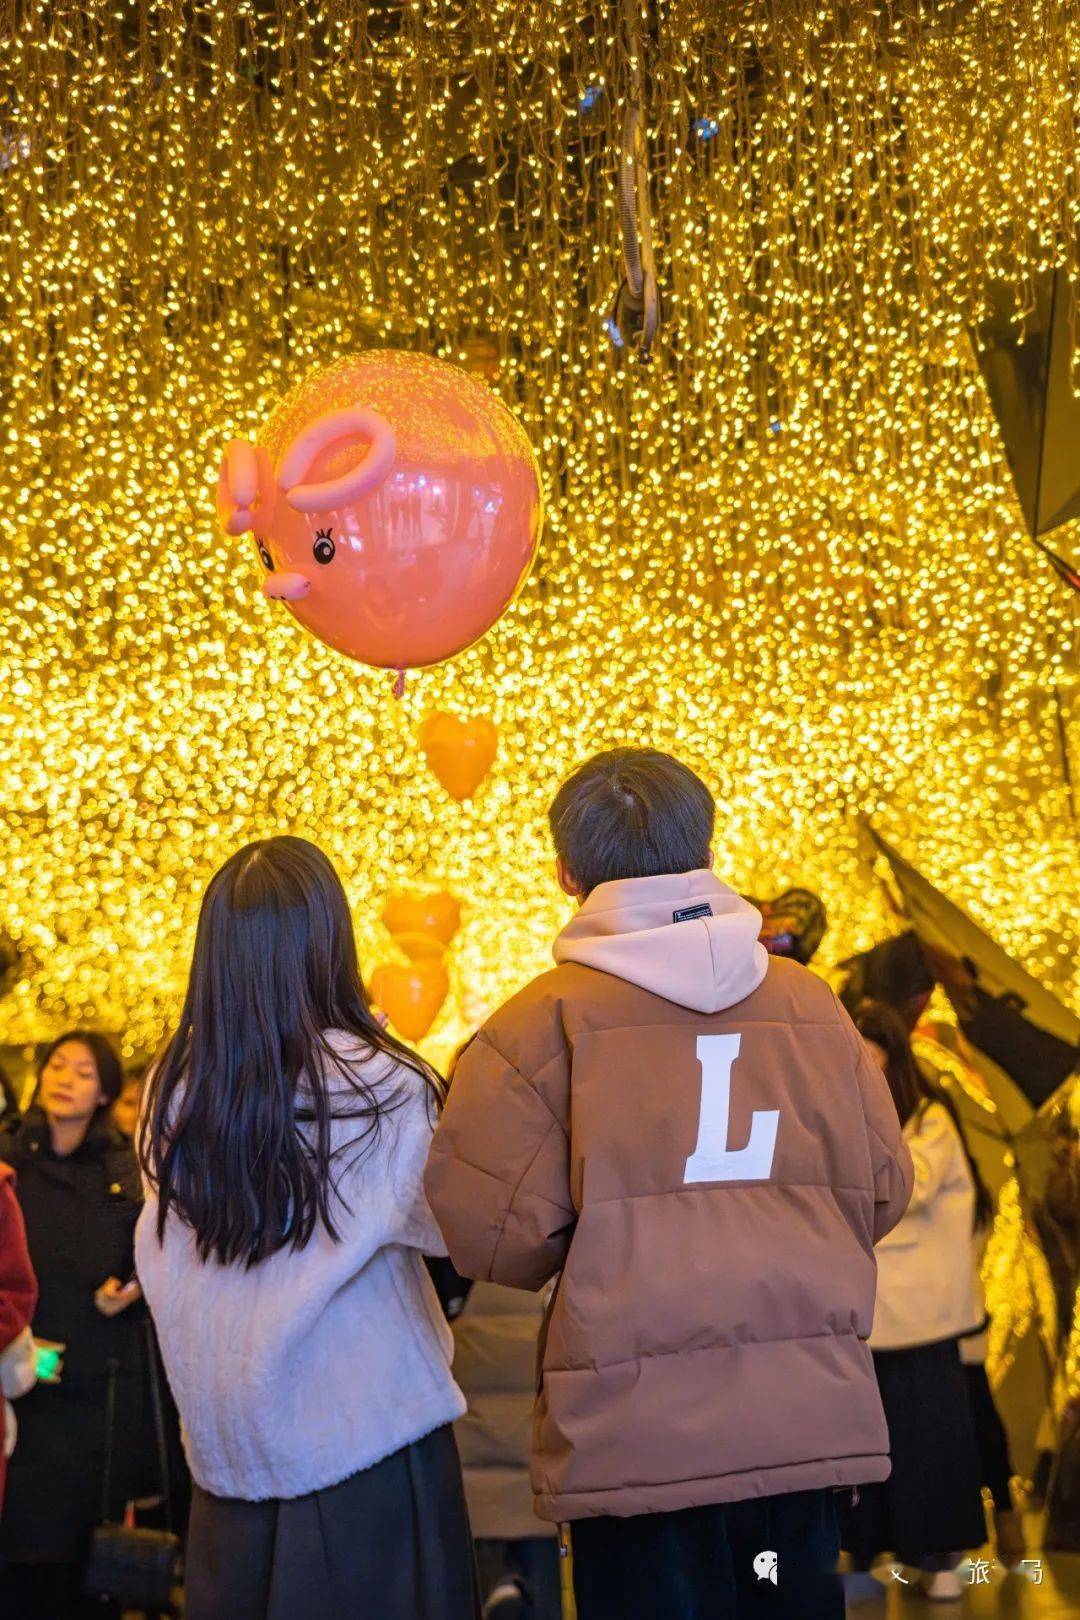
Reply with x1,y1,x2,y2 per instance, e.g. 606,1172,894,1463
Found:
548,748,715,896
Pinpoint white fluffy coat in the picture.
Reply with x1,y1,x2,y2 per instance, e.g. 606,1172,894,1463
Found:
136,1033,465,1501
870,1100,983,1351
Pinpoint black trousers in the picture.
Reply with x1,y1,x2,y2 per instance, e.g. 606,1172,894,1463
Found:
186,1425,480,1620
571,1487,842,1620
963,1362,1013,1510
0,1561,118,1620
841,1339,986,1564
474,1537,562,1620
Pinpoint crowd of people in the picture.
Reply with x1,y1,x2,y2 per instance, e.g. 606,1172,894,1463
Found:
0,746,1075,1620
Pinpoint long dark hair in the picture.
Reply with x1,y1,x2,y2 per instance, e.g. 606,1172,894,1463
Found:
37,1030,124,1110
854,999,994,1229
839,932,935,1031
140,836,443,1268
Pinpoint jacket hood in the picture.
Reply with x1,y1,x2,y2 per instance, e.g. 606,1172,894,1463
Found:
553,870,769,1013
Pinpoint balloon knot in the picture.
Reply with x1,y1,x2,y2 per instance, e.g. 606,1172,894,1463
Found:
392,669,406,700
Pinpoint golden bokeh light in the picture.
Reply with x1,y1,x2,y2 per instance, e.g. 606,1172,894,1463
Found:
0,0,1077,1089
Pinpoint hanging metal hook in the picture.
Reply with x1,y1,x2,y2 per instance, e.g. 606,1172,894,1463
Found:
609,0,660,358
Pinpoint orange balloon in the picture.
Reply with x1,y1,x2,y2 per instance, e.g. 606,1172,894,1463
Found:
387,932,446,963
369,960,449,1043
381,891,461,955
419,712,498,801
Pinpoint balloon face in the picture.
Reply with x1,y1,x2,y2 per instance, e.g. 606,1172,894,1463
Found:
217,351,543,670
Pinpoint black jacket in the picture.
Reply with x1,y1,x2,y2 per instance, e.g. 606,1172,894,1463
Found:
0,1108,151,1563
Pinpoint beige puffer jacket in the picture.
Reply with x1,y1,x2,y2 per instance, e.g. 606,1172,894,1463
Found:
426,872,914,1522
452,1281,558,1541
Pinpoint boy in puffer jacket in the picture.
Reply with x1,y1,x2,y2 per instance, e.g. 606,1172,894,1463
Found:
426,747,914,1620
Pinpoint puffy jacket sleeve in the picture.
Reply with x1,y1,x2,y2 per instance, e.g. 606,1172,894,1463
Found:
842,1005,914,1242
0,1175,37,1395
425,1027,575,1291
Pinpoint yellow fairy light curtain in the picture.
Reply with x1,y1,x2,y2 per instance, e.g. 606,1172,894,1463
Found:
1,0,1078,1065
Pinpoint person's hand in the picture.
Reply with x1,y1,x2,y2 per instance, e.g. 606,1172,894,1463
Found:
94,1277,142,1318
33,1338,65,1384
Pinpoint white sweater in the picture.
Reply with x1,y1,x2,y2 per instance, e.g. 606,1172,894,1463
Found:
870,1100,984,1352
135,1034,466,1501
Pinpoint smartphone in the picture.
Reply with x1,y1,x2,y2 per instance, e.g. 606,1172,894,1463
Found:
33,1339,64,1383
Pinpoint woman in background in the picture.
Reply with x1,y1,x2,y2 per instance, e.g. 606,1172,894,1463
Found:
840,935,1021,1561
0,1031,144,1620
452,1282,561,1620
843,1001,991,1604
111,1072,142,1143
137,835,478,1620
432,1041,560,1620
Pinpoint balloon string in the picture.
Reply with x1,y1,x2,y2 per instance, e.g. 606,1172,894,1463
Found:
392,669,406,700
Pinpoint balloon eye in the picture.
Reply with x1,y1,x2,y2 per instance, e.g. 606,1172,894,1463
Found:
256,542,273,570
313,529,335,565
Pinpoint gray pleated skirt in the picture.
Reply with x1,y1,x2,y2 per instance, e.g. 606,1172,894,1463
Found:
185,1424,481,1620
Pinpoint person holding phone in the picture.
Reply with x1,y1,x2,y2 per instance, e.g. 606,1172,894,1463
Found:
0,1031,146,1620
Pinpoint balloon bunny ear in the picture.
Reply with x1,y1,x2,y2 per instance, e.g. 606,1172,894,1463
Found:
217,438,268,536
278,409,397,514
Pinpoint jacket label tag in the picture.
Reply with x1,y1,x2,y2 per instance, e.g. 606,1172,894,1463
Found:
673,902,713,923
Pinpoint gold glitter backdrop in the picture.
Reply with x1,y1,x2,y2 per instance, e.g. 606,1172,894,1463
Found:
1,0,1079,1070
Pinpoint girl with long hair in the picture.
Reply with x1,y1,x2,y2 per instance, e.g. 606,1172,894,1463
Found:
0,1031,147,1620
137,836,477,1620
842,1000,997,1602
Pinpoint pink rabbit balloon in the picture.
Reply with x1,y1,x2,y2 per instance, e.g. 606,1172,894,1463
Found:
217,351,544,671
